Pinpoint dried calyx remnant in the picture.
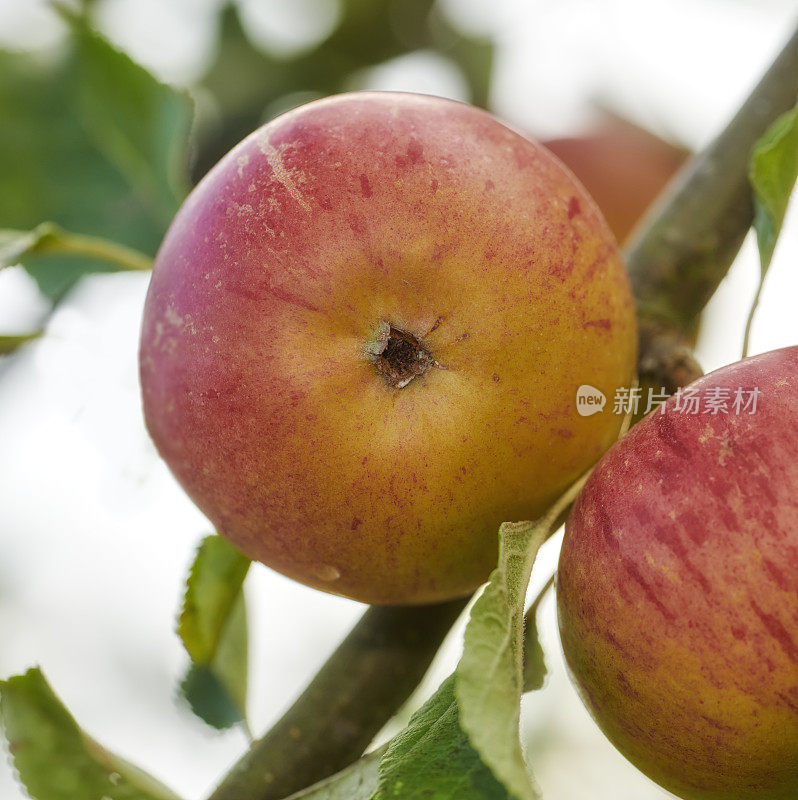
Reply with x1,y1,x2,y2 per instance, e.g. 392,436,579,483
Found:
365,321,440,389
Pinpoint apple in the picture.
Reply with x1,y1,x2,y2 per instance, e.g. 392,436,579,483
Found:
140,92,636,604
557,345,798,799
543,118,688,244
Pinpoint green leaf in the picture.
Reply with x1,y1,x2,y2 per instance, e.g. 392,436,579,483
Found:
369,475,587,800
178,535,251,730
743,101,798,355
180,595,248,730
0,332,43,356
0,667,182,800
283,745,385,800
58,6,191,225
750,104,798,268
0,12,190,299
455,522,548,800
372,675,513,800
522,585,551,694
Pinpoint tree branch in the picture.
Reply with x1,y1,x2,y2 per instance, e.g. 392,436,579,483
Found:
627,22,798,390
207,598,468,800
204,21,798,800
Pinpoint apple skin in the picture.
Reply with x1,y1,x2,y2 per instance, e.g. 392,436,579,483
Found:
140,92,636,604
557,346,798,799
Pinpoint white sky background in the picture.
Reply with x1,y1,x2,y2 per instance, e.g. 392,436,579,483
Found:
0,1,797,799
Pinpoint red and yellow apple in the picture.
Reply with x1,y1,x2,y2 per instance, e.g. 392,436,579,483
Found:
140,92,636,604
558,345,798,799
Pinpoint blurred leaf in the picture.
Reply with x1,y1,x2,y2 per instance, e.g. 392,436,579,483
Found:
0,12,191,300
283,745,384,800
180,594,248,730
456,522,548,800
178,535,251,730
373,675,512,800
0,332,43,356
58,6,191,223
0,223,152,273
0,225,61,271
431,5,493,109
194,1,493,178
743,101,798,355
0,667,182,800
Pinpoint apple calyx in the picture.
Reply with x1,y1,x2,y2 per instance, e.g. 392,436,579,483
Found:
366,320,438,389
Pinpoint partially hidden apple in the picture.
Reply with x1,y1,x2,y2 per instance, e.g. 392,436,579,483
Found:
140,91,636,604
558,345,798,799
543,117,688,244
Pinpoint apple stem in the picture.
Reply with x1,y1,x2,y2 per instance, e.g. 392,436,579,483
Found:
365,322,439,389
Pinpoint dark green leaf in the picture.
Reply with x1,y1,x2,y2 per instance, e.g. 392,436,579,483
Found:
178,535,251,730
0,667,182,800
180,663,242,732
372,676,513,800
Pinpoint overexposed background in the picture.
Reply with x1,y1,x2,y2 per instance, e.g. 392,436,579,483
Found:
1,1,797,799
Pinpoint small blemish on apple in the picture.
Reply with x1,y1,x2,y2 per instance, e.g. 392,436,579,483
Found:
427,316,444,334
313,564,341,582
406,139,423,163
359,174,372,198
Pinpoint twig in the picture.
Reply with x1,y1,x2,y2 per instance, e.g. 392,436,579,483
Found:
636,318,704,395
37,229,154,272
626,21,798,389
207,599,468,800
